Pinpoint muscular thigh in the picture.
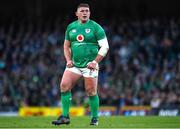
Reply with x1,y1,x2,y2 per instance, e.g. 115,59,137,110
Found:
60,70,82,92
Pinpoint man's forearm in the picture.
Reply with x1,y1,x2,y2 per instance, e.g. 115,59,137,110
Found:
63,40,72,62
95,37,109,63
94,54,104,63
64,46,71,62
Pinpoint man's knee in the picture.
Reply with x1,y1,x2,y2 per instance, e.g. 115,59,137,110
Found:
60,82,72,92
86,87,97,96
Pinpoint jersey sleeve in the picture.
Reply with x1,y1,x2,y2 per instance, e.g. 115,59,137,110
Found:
65,25,70,40
94,22,106,41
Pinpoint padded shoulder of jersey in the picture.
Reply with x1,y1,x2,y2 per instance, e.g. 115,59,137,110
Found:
66,20,78,29
89,20,101,27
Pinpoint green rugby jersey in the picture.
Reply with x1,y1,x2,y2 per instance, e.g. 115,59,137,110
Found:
65,19,106,68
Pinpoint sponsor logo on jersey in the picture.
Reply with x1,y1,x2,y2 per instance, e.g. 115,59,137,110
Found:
72,29,76,33
85,29,91,33
76,34,84,42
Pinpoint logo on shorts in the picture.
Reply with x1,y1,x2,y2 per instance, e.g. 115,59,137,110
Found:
85,29,91,33
77,34,84,42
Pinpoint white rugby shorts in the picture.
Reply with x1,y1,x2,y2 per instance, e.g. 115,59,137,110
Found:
65,66,99,78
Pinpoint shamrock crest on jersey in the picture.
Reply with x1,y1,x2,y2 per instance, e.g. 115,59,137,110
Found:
76,34,84,42
85,29,91,33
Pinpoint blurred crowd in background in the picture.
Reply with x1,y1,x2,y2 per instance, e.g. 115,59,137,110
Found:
0,17,180,111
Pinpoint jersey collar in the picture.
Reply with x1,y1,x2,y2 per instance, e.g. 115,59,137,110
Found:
78,19,90,25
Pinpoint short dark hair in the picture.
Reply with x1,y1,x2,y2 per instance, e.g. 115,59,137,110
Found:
77,3,90,9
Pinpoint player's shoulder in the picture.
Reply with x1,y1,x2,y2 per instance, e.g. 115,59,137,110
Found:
89,20,101,26
69,20,78,26
89,20,104,32
66,20,78,29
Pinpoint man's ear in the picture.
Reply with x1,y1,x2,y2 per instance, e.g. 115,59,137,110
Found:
75,12,78,17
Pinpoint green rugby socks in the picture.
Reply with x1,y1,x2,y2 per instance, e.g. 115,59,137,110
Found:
89,94,99,118
61,91,72,117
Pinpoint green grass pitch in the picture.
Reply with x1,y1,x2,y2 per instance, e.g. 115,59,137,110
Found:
0,116,180,129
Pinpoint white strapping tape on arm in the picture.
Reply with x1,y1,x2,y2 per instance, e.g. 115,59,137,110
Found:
98,38,109,57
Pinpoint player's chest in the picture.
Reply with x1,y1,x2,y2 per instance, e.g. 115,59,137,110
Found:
69,27,95,42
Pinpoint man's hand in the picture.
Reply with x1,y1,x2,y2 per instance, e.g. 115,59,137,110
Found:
66,60,73,68
87,60,99,70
